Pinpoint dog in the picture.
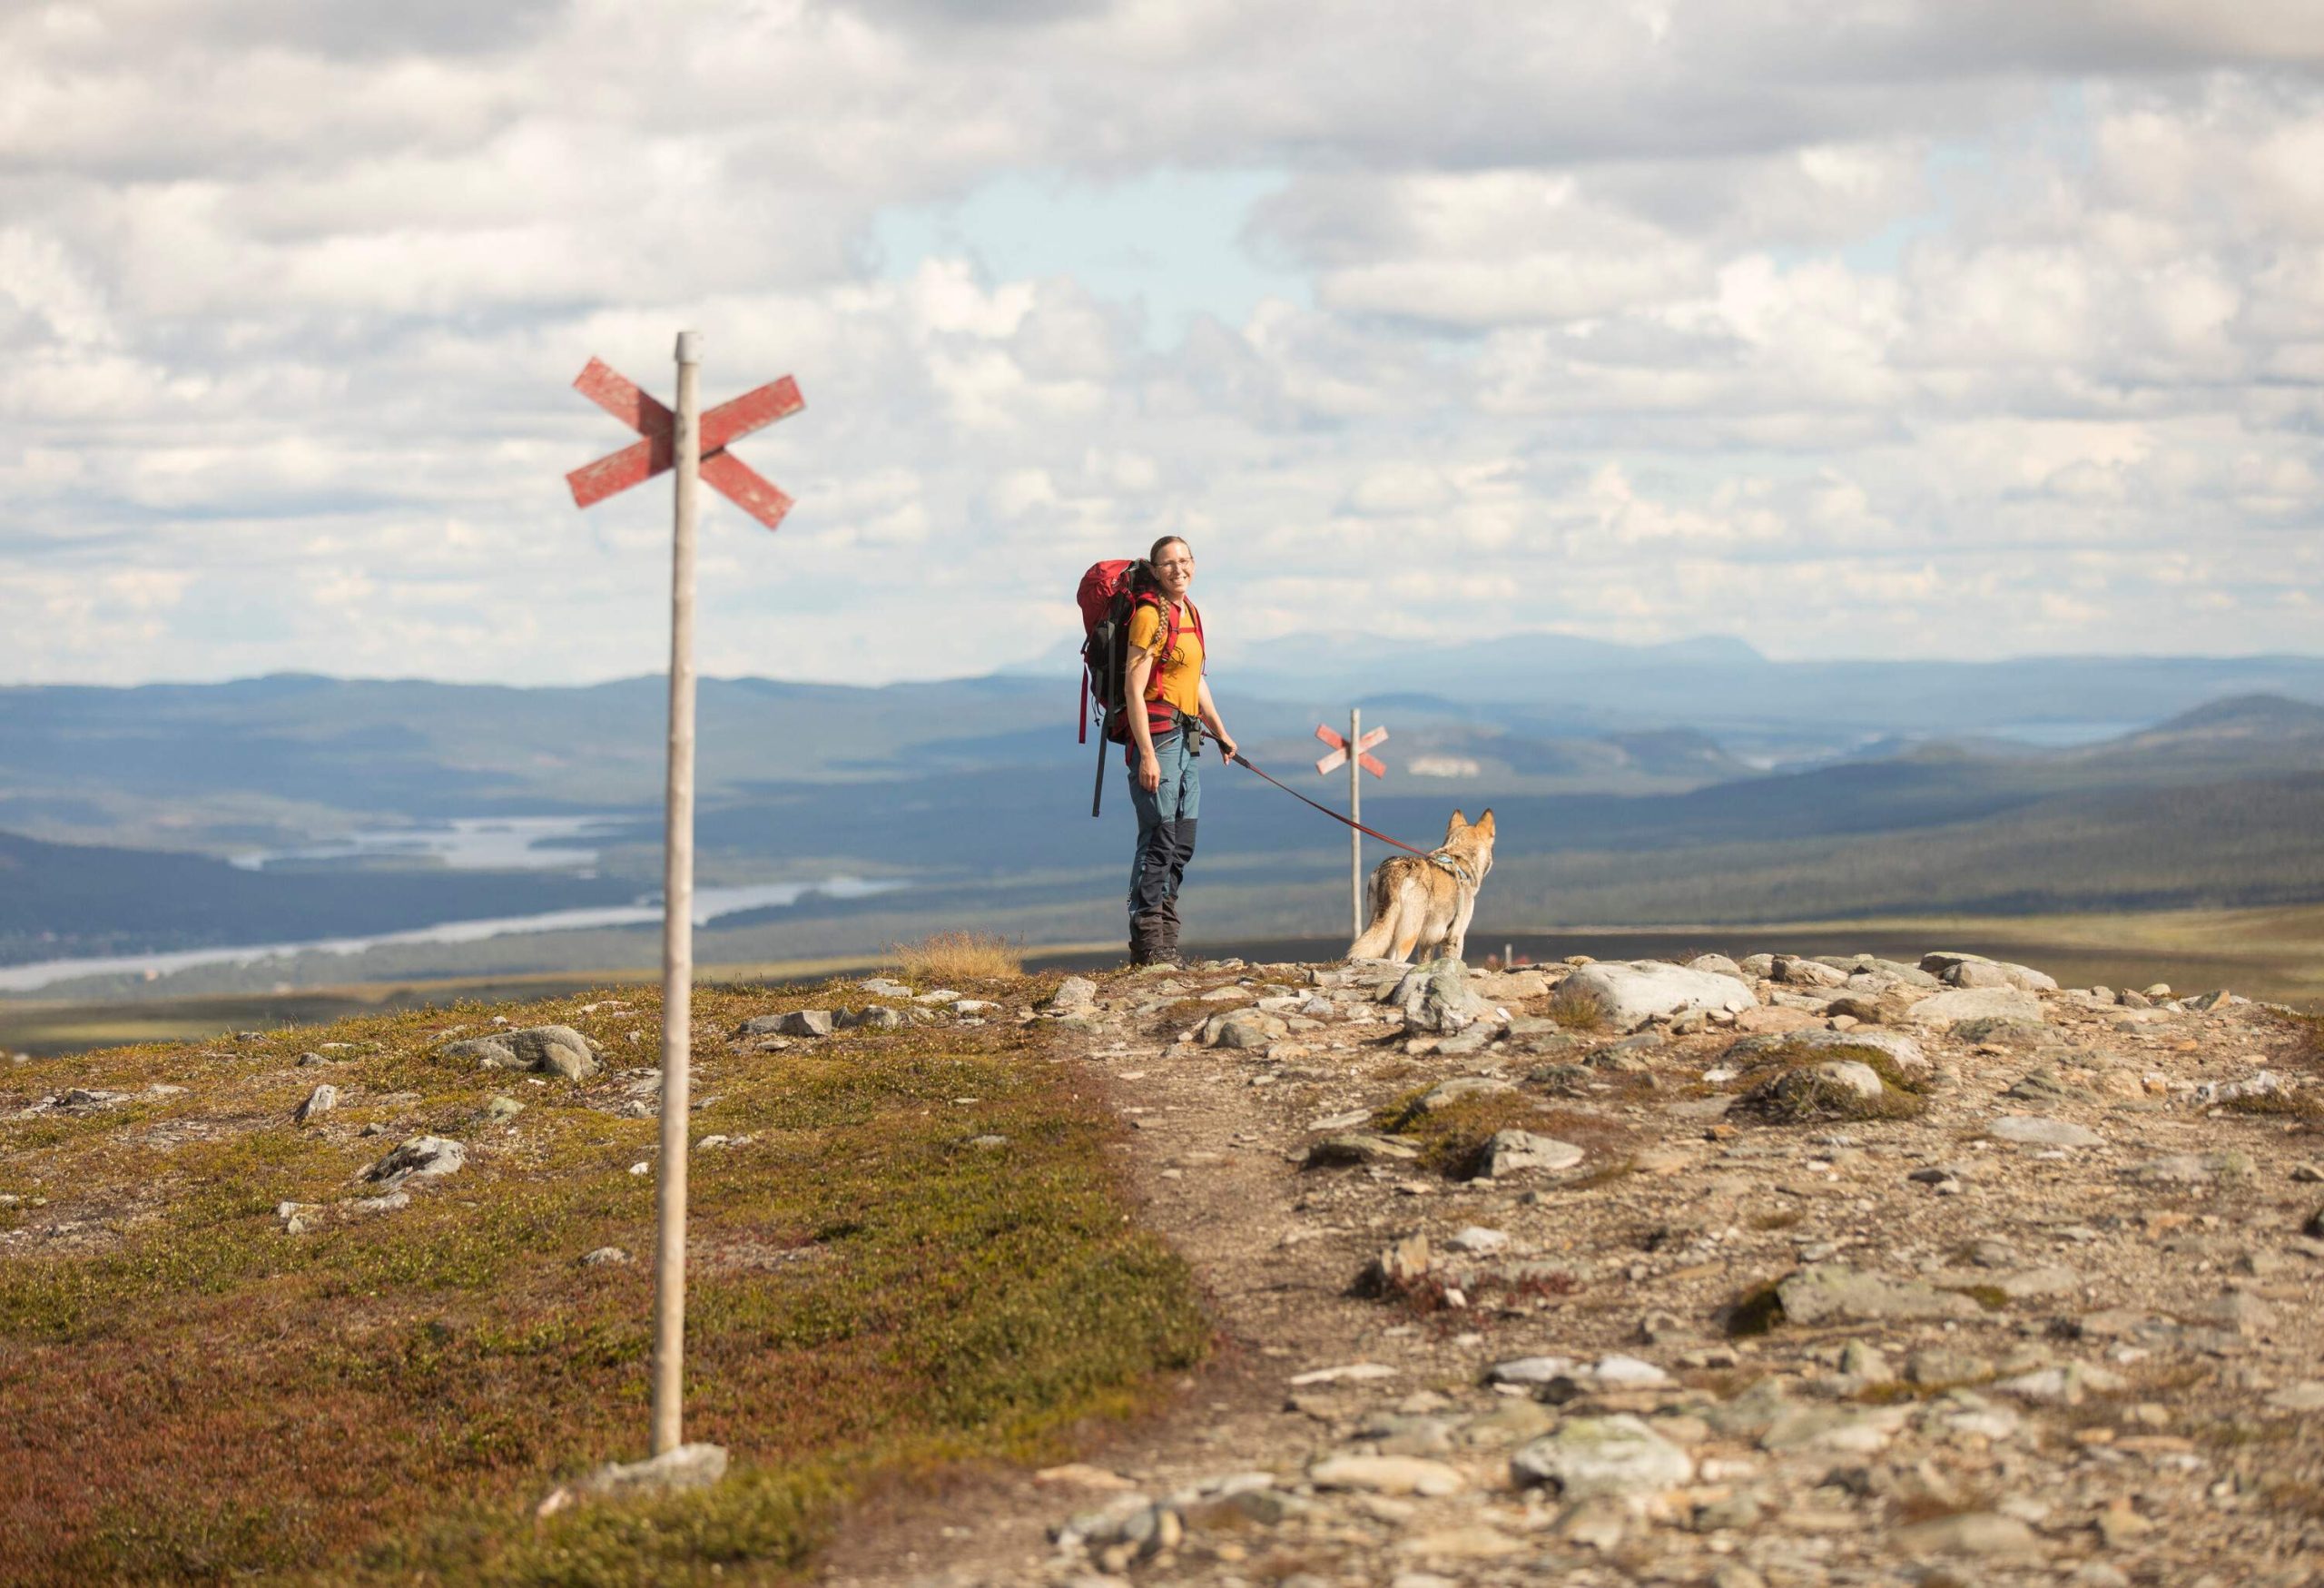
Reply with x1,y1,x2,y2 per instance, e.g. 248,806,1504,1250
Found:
1347,808,1495,964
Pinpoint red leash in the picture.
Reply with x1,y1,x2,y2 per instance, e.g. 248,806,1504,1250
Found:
1232,754,1433,858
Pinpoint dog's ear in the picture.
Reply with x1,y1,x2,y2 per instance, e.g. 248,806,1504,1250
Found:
1474,808,1495,837
1444,809,1467,837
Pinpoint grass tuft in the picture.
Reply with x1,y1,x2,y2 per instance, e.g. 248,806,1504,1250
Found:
889,931,1023,984
1545,985,1606,1032
1725,1279,1787,1337
1366,1089,1627,1181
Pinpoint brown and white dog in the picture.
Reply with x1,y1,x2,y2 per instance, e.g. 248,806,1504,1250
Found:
1346,808,1495,964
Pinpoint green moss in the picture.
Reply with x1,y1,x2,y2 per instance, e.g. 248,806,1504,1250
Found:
0,980,1209,1585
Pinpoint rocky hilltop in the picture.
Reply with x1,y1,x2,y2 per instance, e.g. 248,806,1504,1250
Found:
823,947,2324,1588
7,943,2322,1586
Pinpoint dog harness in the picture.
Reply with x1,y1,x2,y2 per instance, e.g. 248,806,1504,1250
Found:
1428,850,1476,887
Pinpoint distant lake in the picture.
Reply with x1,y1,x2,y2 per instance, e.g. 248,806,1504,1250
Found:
230,814,628,873
0,876,901,994
5,810,906,994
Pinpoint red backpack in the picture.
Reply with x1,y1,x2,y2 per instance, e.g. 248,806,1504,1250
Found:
1077,559,1203,815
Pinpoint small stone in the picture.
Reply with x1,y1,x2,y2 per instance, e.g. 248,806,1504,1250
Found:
293,1084,339,1123
1893,1512,2039,1558
1305,1133,1420,1169
1307,1455,1464,1497
1993,1363,2127,1405
1361,1233,1432,1293
2265,1381,2324,1412
1486,1356,1580,1386
580,1246,631,1267
836,1005,904,1031
2122,1151,2249,1185
1443,1226,1508,1254
483,1095,525,1124
1510,1415,1693,1498
1987,1114,2102,1149
1045,977,1099,1013
576,1442,728,1499
1420,1076,1514,1110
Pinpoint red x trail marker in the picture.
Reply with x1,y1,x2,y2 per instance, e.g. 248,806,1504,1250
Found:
566,357,803,529
1315,722,1388,778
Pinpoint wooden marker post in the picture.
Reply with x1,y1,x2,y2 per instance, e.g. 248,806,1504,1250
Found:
651,331,701,1456
1314,714,1390,941
566,335,803,1456
1348,707,1362,939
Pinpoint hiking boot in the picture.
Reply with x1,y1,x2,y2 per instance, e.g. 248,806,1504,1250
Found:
1151,907,1183,966
1128,912,1169,966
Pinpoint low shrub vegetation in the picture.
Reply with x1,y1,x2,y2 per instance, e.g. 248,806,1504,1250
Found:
0,977,1206,1584
1734,1041,1932,1125
890,931,1023,984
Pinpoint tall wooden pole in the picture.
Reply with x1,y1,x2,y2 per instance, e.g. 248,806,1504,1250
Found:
1349,705,1363,941
650,330,702,1456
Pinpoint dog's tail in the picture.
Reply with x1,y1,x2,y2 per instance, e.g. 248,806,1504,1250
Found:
1346,860,1402,960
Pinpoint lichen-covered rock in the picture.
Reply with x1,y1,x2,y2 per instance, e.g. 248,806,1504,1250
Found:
1204,1009,1288,1049
444,1024,604,1080
359,1135,467,1190
1384,957,1494,1034
1557,962,1753,1032
1479,1129,1584,1178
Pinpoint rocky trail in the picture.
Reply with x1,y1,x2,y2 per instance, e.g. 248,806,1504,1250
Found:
819,948,2324,1588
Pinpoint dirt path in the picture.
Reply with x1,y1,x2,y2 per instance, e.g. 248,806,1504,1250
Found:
820,952,2324,1588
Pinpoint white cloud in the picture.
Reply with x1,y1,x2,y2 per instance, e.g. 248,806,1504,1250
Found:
1,3,2322,685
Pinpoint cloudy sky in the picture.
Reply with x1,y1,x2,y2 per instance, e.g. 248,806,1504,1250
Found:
5,0,2322,686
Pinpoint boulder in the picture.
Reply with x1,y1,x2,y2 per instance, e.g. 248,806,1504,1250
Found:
1203,1009,1288,1050
1511,1415,1693,1499
1685,953,1745,978
360,1135,467,1190
1904,987,2043,1028
1987,1114,2102,1149
1952,1016,2058,1047
576,1443,728,1499
293,1084,339,1124
1724,1027,1927,1071
1775,1264,1981,1325
1771,954,1848,988
1921,952,2057,992
445,1024,604,1080
836,1006,903,1031
1479,1129,1584,1179
1771,1060,1884,1106
1557,962,1754,1032
1385,958,1495,1034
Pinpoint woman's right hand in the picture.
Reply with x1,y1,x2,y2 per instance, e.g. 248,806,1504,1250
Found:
1137,752,1161,793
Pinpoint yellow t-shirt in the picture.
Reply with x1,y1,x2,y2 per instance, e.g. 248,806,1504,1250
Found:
1127,599,1204,718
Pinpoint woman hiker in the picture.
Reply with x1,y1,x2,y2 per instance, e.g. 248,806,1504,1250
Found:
1124,536,1238,966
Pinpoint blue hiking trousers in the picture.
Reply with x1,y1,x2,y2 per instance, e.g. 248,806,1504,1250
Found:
1128,718,1200,921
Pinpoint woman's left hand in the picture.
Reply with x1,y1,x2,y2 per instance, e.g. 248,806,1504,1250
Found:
1216,732,1239,764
